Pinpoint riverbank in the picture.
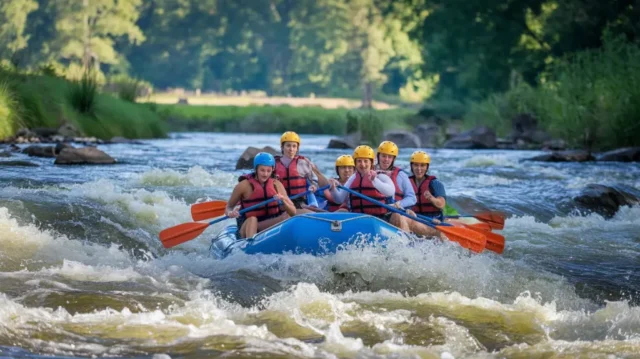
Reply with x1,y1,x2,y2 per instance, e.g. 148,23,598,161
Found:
156,104,416,135
0,69,166,141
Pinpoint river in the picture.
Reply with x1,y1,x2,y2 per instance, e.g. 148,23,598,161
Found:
1,132,639,358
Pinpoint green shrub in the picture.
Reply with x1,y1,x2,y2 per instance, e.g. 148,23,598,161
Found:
537,35,640,150
0,67,166,140
106,74,153,103
464,83,541,136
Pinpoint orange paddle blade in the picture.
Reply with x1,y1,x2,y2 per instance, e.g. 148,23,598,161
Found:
474,211,505,230
463,222,493,232
462,224,505,254
436,225,487,253
159,222,209,248
484,231,505,254
191,200,227,221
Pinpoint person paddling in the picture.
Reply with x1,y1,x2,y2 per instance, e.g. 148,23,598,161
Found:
323,155,355,212
328,145,396,220
374,141,416,231
275,131,330,212
406,150,447,237
225,153,296,238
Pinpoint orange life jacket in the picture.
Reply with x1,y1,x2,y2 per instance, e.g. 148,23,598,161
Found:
349,172,388,216
239,174,282,220
275,155,308,196
409,175,442,217
377,167,404,202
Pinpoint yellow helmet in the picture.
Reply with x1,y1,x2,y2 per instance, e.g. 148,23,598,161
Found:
280,131,300,145
377,141,399,157
410,151,431,164
353,145,375,160
335,155,355,167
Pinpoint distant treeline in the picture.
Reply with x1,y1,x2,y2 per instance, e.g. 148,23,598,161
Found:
1,0,638,103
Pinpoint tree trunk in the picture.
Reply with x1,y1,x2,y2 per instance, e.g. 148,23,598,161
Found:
362,81,373,108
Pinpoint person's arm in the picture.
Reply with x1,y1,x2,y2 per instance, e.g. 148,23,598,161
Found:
275,180,297,216
301,158,329,188
305,191,319,208
225,180,249,218
329,174,355,203
395,171,417,208
372,173,395,197
323,188,336,203
427,179,447,209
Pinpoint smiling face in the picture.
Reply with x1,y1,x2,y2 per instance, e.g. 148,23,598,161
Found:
337,166,354,182
377,153,395,170
281,142,298,158
355,158,372,174
411,163,428,178
255,165,273,182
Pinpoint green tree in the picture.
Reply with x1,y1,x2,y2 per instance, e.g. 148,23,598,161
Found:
0,0,39,64
52,0,145,72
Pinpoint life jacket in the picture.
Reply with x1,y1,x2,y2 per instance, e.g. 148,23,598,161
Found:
377,166,404,202
238,174,282,220
275,155,308,196
326,177,348,212
349,172,388,216
409,175,442,217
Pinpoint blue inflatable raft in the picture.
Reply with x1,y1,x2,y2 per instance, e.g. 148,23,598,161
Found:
209,212,409,259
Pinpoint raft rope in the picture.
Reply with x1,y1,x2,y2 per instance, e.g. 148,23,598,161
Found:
296,214,370,224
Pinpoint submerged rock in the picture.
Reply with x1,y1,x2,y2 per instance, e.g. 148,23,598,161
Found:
573,184,640,218
0,160,39,167
327,132,361,149
382,130,421,148
207,269,284,308
525,150,595,162
597,147,640,162
443,126,497,149
54,147,116,165
236,146,279,169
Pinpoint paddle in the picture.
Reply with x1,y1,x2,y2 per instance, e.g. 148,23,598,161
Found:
415,214,505,254
336,185,487,253
446,212,505,230
161,186,329,249
191,186,327,221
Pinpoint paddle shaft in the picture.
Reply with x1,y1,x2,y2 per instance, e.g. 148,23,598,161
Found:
212,184,331,225
336,185,440,229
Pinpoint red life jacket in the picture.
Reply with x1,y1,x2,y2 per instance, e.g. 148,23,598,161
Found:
326,178,348,212
409,175,442,217
239,174,282,220
377,166,404,202
349,172,388,216
275,155,308,196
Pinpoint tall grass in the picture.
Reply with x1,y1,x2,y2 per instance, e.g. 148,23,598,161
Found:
0,68,166,140
465,35,640,150
69,70,98,115
0,82,22,139
158,104,413,136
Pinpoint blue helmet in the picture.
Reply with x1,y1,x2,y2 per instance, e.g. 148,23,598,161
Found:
253,152,275,170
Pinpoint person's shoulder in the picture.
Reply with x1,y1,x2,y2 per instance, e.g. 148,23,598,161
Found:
396,169,410,179
429,178,445,190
